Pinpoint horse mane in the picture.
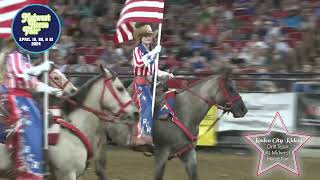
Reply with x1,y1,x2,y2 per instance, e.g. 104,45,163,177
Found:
176,68,232,94
63,73,104,114
176,74,219,94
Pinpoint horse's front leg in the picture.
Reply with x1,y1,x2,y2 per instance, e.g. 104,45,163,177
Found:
179,148,198,180
94,129,108,180
54,171,77,180
154,148,170,180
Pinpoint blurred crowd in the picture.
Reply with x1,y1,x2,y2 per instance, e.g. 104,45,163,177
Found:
1,0,320,92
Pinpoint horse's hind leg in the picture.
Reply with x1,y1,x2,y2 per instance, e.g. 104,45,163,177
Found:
179,149,198,180
154,148,170,180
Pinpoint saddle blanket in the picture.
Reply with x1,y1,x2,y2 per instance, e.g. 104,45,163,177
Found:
0,121,61,145
157,91,176,117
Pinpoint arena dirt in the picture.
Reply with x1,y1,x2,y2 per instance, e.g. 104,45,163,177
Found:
82,148,320,180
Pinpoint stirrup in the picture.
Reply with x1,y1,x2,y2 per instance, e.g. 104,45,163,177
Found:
43,171,51,178
158,114,169,120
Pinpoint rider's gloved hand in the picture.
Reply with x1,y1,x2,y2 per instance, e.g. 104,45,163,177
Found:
25,61,54,76
151,45,162,55
158,70,174,80
38,61,54,72
142,45,162,66
36,82,63,97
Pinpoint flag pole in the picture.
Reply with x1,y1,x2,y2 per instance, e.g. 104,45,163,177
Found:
151,23,162,117
43,50,49,150
43,50,49,175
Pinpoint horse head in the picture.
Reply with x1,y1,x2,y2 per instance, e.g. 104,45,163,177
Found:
214,67,247,118
74,65,138,121
98,66,138,120
48,65,78,96
93,66,139,146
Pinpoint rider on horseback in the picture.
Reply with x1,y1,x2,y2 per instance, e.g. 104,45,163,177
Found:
131,24,174,149
3,38,62,180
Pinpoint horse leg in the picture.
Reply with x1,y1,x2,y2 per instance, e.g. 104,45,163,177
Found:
54,171,77,180
179,149,198,180
154,149,170,180
94,132,108,180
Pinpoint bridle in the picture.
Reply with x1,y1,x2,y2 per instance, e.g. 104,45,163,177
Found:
165,76,243,159
182,77,241,111
48,69,72,91
63,76,134,123
100,77,133,117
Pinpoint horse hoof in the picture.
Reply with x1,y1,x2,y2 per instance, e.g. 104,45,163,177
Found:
130,144,154,153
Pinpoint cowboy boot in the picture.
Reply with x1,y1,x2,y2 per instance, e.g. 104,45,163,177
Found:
130,123,154,153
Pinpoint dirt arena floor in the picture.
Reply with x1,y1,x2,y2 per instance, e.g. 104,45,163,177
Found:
82,148,320,180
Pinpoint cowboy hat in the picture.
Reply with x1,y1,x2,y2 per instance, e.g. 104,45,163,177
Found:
133,24,157,41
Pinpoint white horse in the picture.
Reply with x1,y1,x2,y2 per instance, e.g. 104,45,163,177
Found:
0,66,78,178
0,67,138,180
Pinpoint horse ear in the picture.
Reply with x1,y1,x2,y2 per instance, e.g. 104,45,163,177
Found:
99,65,106,75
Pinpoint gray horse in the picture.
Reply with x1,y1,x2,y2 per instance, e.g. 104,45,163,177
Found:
100,69,248,180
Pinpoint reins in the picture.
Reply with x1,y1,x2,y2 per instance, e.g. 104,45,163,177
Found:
60,76,134,124
180,76,241,111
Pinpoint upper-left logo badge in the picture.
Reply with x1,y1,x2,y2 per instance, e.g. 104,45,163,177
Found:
11,4,61,53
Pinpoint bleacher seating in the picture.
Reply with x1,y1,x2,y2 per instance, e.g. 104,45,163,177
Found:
84,55,98,64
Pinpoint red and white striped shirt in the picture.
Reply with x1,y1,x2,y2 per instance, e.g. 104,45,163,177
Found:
4,51,39,90
132,44,156,76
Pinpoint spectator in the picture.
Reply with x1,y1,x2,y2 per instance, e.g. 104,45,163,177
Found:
77,0,93,18
201,43,215,61
265,21,282,43
282,5,301,29
218,43,234,62
197,22,219,45
188,50,208,72
55,56,69,73
273,36,291,60
186,32,203,52
165,51,181,72
57,35,75,58
238,47,254,64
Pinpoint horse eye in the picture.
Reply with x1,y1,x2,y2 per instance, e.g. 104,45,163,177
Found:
54,76,60,80
117,87,124,92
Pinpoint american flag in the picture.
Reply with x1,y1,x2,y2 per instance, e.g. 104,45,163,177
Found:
113,0,164,44
0,0,48,38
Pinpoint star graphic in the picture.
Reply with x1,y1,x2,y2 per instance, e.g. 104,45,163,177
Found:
245,112,311,176
21,105,30,112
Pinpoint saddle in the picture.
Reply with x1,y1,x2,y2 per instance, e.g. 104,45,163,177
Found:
128,79,177,120
156,90,176,120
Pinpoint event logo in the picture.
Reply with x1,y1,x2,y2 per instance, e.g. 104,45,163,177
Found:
11,4,61,53
245,112,311,176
